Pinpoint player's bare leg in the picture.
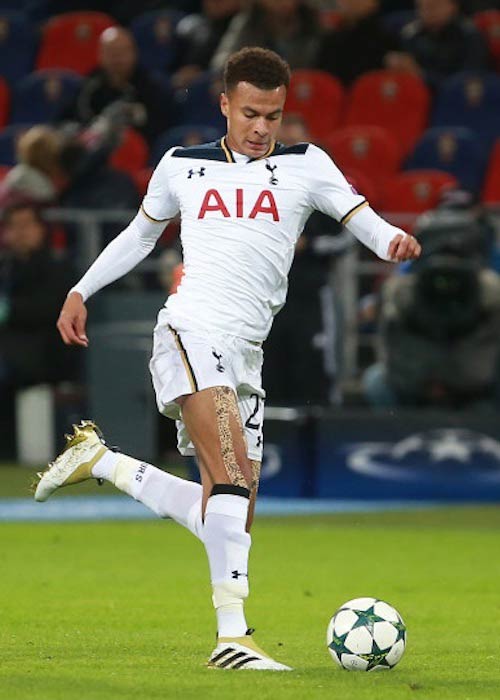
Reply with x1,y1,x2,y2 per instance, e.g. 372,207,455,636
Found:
179,386,291,670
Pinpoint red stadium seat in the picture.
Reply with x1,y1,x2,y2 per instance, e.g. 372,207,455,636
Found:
343,168,380,208
0,76,9,127
482,139,500,204
323,126,402,201
36,12,116,75
381,170,458,213
110,128,149,177
474,10,500,71
344,70,430,156
131,167,153,197
285,70,344,141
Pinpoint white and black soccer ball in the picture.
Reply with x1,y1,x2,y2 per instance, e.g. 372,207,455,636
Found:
326,597,406,671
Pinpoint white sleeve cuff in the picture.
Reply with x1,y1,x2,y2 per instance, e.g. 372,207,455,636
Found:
344,205,404,261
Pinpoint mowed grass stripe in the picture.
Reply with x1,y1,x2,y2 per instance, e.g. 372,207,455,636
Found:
1,511,499,700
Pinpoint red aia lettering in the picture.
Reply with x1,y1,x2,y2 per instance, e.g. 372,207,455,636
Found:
249,190,279,221
198,189,230,218
198,189,279,221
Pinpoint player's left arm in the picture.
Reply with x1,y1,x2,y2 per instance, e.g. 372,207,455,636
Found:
305,145,421,263
345,204,421,262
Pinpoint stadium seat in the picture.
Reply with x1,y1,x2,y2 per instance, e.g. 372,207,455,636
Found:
130,10,185,73
131,167,153,197
285,70,344,141
473,10,500,71
431,72,500,150
0,124,34,166
323,126,402,200
36,12,116,75
110,128,149,177
343,168,380,208
405,127,487,194
344,70,430,156
381,170,458,214
11,70,82,124
174,72,226,132
482,139,500,204
0,11,37,84
0,76,9,128
151,124,222,166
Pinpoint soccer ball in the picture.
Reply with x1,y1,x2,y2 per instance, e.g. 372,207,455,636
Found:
326,597,406,671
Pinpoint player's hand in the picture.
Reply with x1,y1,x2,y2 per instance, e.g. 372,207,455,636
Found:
57,291,89,347
388,233,421,262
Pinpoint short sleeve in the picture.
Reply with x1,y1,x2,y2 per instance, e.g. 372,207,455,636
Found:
306,144,368,224
141,147,180,222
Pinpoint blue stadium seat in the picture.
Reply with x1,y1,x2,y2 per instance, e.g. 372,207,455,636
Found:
0,11,37,84
431,72,500,150
0,124,35,166
11,70,82,124
405,126,488,194
130,10,185,73
174,71,226,132
151,124,222,166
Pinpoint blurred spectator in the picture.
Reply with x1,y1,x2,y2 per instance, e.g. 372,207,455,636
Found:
173,0,242,89
0,204,79,397
363,195,500,409
58,109,140,212
62,26,171,146
211,0,321,72
263,115,353,405
0,126,64,207
385,0,490,88
316,0,399,86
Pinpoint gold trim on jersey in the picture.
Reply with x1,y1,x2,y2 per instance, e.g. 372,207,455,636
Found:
168,326,198,393
340,200,368,225
140,204,170,224
221,136,236,163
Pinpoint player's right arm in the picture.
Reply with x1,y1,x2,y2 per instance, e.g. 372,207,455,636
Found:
57,148,180,347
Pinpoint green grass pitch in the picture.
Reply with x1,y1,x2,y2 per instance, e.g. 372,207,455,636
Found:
1,507,500,700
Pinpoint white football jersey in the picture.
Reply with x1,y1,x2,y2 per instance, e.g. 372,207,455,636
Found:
142,137,369,343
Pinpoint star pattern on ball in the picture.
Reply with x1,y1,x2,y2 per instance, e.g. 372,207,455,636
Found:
349,605,387,634
393,620,407,642
360,639,392,671
328,631,351,659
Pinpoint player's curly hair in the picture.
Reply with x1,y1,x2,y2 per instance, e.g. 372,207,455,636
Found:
223,47,291,93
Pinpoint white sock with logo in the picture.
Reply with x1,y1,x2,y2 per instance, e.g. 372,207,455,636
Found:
203,488,251,638
92,451,203,539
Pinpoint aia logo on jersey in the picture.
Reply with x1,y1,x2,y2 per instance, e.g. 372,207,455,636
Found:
198,189,280,221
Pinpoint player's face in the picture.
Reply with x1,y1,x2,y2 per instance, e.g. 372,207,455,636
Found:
221,81,287,158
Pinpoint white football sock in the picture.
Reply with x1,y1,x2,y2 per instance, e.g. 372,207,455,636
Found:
203,491,251,638
92,451,203,539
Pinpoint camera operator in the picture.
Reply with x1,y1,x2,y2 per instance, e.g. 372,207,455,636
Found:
363,192,500,409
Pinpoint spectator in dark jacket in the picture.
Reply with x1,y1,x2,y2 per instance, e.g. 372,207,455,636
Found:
0,204,78,391
63,27,171,146
212,0,321,72
316,0,400,86
173,0,242,89
385,0,490,89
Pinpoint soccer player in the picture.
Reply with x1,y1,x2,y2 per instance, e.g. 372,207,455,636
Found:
34,47,421,671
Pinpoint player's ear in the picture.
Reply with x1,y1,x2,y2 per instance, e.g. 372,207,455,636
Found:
220,92,229,117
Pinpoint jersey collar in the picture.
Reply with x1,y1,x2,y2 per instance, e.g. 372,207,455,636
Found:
220,136,277,163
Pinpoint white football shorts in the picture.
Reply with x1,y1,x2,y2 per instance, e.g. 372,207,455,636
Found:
149,309,265,461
